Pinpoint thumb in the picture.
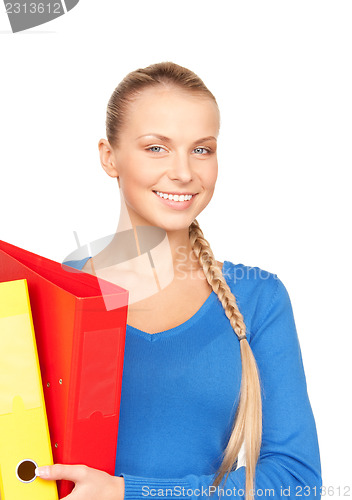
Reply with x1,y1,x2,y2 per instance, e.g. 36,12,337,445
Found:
35,464,88,482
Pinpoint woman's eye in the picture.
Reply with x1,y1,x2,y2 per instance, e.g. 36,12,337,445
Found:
146,146,165,153
194,147,211,155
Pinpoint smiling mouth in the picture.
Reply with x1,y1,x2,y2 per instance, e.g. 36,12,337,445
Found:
153,190,196,202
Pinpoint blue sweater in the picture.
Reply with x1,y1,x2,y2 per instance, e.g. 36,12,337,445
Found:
65,257,322,499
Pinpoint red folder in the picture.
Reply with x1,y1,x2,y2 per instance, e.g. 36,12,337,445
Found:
0,240,129,497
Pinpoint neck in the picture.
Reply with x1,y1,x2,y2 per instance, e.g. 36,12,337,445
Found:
112,197,199,275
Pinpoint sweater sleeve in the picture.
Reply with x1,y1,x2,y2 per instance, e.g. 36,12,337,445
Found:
118,277,322,500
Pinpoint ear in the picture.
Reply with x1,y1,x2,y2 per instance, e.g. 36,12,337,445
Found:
98,139,119,179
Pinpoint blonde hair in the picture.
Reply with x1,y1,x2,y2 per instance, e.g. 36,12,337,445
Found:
105,61,262,500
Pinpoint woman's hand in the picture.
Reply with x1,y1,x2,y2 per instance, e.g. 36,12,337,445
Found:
35,464,125,500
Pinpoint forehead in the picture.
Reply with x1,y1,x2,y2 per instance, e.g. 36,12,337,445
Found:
124,86,219,137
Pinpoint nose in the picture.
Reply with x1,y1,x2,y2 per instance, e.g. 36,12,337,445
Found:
168,151,193,183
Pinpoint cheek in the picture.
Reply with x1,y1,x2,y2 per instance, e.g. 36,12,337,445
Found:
119,169,153,207
202,162,218,189
120,159,149,188
124,155,157,185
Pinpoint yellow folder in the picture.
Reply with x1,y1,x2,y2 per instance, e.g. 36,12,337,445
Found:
0,279,58,500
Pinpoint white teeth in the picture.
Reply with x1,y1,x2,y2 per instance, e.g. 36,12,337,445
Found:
155,191,193,202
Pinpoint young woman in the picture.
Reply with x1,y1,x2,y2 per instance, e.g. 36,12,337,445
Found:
36,61,322,500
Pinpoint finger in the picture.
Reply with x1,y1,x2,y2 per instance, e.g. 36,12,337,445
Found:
35,464,88,482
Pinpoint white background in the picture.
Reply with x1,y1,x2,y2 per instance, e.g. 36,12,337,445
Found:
1,1,351,495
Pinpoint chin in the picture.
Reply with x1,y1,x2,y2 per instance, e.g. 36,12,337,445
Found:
152,215,194,233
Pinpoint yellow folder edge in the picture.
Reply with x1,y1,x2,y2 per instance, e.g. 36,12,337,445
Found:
0,279,58,500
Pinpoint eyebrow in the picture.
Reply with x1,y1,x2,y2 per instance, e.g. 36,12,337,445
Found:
136,133,217,144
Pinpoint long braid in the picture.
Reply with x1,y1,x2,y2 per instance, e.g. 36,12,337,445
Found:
189,219,263,500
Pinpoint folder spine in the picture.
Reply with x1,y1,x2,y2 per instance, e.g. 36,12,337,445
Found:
0,279,58,499
24,280,56,470
66,298,85,462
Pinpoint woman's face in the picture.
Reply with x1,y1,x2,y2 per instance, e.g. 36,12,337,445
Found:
101,86,220,232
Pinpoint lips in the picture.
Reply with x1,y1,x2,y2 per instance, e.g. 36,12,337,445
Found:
152,190,196,196
152,190,197,210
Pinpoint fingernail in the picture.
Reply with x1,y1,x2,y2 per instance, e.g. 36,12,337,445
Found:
35,466,50,478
